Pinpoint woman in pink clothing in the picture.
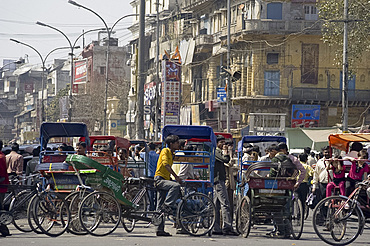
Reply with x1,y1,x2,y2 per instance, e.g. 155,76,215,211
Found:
345,150,369,197
326,157,346,197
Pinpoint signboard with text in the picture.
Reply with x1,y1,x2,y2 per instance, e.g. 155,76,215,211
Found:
161,60,181,127
74,59,88,84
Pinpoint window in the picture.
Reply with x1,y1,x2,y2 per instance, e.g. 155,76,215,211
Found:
267,3,282,20
264,71,280,96
267,53,279,64
304,5,318,20
100,66,106,75
301,44,319,84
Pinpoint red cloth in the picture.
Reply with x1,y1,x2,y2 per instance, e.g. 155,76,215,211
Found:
0,151,9,193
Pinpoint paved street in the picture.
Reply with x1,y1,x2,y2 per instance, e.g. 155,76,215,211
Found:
2,216,370,246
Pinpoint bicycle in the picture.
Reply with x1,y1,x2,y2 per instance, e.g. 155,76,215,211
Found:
312,180,370,245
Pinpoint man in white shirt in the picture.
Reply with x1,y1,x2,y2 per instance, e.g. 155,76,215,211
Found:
312,146,332,200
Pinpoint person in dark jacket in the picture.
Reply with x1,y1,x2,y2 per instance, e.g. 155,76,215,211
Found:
212,135,238,236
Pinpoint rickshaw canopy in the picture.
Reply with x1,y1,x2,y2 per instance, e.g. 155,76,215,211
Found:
40,122,90,149
80,136,131,151
328,133,370,152
237,135,286,152
162,125,217,147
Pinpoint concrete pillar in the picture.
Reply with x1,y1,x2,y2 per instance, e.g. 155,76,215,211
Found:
208,58,218,100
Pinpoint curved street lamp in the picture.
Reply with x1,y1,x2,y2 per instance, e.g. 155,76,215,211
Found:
36,21,76,123
69,0,137,135
10,38,80,126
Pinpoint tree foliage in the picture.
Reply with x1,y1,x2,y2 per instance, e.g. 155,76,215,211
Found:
45,86,69,122
318,0,370,67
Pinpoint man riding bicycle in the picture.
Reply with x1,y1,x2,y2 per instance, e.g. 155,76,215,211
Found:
154,135,183,236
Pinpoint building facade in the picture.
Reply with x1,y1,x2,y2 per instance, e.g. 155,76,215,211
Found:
127,0,370,137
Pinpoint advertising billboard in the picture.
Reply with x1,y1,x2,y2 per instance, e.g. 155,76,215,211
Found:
291,104,320,128
74,59,88,84
161,61,181,127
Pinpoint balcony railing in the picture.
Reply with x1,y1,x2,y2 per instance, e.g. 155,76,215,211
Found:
241,19,322,34
290,88,370,102
195,34,214,46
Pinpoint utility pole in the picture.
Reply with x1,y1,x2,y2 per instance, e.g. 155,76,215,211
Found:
154,0,160,141
226,0,231,133
136,0,145,139
342,0,348,132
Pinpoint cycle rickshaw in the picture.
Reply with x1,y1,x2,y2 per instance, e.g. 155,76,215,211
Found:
312,133,370,245
235,136,304,239
64,125,217,237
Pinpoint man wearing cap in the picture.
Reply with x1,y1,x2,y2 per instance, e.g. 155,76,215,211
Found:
212,135,238,236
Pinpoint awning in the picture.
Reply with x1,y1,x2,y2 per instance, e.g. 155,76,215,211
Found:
162,125,217,147
286,127,341,151
329,133,370,152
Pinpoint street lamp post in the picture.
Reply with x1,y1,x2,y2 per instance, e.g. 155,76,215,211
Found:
10,38,46,128
69,0,137,135
10,38,79,126
36,21,77,123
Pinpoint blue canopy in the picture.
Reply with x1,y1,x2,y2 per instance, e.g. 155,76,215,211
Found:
40,122,90,149
237,135,286,152
162,125,217,147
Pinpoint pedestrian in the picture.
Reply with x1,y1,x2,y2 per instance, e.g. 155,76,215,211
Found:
297,153,314,209
140,142,159,211
312,146,332,201
6,142,23,176
212,135,238,236
154,135,182,237
0,140,11,237
25,146,41,176
344,150,369,197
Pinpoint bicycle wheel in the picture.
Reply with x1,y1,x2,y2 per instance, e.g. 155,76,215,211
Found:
312,196,363,245
291,196,304,239
33,192,70,237
177,192,216,237
235,196,251,238
78,191,121,236
27,193,44,234
66,189,92,235
121,209,135,233
9,190,34,232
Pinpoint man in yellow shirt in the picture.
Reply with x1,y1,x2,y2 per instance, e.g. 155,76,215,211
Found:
154,135,182,236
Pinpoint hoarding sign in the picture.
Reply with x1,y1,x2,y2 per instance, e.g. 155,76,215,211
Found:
162,61,181,127
74,59,88,84
291,104,320,128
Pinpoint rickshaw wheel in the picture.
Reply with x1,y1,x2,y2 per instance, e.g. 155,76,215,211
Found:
236,196,251,238
78,191,122,236
177,192,215,237
10,190,33,232
291,196,304,239
33,192,70,237
65,190,92,235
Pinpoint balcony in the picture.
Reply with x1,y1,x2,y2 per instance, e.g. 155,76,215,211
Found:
290,88,370,102
182,0,212,12
242,19,322,35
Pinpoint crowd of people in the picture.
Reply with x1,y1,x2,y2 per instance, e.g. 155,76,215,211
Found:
1,136,370,238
